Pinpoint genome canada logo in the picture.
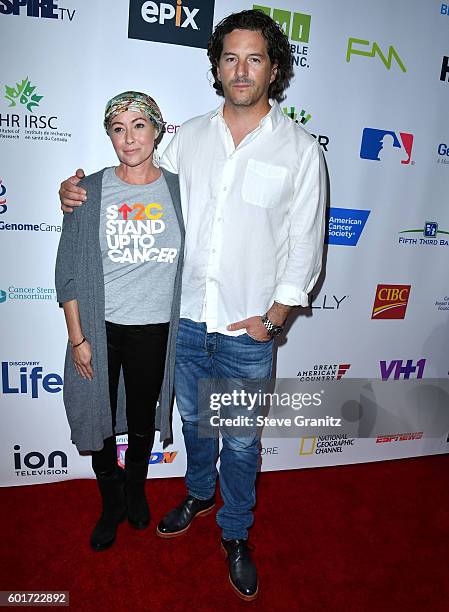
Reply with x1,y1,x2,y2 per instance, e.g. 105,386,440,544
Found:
254,4,311,69
398,221,449,247
326,207,370,246
0,0,76,20
380,358,425,380
116,443,177,467
282,105,330,151
299,434,355,456
346,38,406,73
1,360,63,399
128,0,215,49
360,128,414,165
297,363,351,382
13,444,68,478
371,284,411,320
437,142,449,165
1,76,71,143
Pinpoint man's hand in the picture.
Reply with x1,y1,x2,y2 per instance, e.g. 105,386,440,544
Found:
227,316,271,341
227,303,292,341
59,168,86,213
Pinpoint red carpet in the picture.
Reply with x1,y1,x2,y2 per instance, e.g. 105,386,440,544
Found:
1,455,448,611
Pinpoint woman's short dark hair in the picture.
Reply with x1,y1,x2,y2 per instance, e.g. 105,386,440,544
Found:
207,9,294,102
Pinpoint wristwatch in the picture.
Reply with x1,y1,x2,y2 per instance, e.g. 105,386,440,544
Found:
261,314,284,338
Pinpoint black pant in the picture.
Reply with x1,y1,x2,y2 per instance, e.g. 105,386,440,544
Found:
92,320,169,475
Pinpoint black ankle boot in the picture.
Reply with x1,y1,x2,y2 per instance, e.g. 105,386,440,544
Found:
125,454,150,529
90,468,126,551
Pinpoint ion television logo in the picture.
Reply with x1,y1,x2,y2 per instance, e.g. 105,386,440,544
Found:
13,444,68,477
360,128,414,165
372,284,411,319
128,0,215,49
1,361,63,398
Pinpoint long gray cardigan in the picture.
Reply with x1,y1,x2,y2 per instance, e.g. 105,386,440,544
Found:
55,167,185,452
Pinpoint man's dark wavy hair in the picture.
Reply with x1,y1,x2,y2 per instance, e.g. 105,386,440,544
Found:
207,9,294,102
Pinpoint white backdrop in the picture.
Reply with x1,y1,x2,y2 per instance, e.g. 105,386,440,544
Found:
1,0,448,486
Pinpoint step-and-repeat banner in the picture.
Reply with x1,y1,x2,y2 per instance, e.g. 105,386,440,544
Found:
1,0,448,486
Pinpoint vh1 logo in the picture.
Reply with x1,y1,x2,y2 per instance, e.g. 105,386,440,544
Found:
371,284,411,319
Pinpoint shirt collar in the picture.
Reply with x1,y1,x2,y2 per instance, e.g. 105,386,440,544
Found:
210,99,282,132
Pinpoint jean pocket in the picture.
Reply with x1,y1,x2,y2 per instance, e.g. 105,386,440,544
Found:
244,333,273,345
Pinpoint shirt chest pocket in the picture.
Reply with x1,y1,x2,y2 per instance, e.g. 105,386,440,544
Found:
241,159,288,209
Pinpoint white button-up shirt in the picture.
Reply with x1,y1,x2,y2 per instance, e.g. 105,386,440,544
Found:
160,101,326,335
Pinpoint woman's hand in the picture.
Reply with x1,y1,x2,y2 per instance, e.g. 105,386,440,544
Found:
71,339,94,380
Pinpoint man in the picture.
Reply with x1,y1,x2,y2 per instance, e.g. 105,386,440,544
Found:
59,9,326,601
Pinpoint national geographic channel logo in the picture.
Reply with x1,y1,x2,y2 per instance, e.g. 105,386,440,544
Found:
299,434,355,456
128,0,215,49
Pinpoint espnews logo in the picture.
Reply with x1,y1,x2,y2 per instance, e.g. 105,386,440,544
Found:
371,284,411,319
128,0,215,49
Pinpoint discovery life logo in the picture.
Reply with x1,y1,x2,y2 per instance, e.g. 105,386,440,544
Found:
326,207,370,246
254,4,311,69
0,0,76,21
398,221,449,247
282,105,330,152
360,128,414,165
128,0,215,49
371,284,411,320
1,360,63,399
1,77,72,144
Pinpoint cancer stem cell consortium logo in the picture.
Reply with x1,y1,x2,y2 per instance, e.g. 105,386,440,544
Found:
360,128,414,165
371,284,411,319
128,0,215,49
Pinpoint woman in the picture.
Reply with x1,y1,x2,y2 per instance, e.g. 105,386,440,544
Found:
55,91,184,551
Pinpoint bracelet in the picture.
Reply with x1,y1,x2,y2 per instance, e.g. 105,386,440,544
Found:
71,337,86,349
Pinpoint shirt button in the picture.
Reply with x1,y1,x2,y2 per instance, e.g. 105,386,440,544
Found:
223,186,227,191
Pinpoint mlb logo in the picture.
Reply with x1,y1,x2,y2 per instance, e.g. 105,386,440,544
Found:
360,128,414,165
372,284,411,319
424,222,438,237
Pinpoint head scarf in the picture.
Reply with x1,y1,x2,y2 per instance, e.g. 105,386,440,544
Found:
104,91,164,137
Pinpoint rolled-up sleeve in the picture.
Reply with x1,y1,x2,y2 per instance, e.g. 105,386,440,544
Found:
55,211,78,303
273,140,327,307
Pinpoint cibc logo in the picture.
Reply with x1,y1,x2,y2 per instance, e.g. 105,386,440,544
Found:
372,284,411,320
13,444,68,477
1,361,63,398
128,0,215,49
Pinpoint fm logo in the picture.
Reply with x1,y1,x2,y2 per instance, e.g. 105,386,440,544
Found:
128,0,215,49
372,284,411,319
360,128,414,165
1,361,63,398
0,0,75,20
380,359,426,380
346,38,406,72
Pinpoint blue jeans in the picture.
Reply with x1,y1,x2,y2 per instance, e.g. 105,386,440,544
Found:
174,318,273,540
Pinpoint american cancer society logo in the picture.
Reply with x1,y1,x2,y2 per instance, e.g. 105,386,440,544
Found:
360,128,414,165
326,207,370,246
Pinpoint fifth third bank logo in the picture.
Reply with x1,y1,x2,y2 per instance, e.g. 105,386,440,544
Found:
128,0,215,49
360,128,414,165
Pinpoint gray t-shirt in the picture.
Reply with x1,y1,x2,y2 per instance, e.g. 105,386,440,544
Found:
99,167,181,324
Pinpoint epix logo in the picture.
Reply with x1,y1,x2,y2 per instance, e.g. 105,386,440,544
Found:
128,0,215,49
372,284,411,319
360,128,414,165
440,56,449,82
346,38,406,72
380,359,426,380
0,1,75,20
5,77,43,112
